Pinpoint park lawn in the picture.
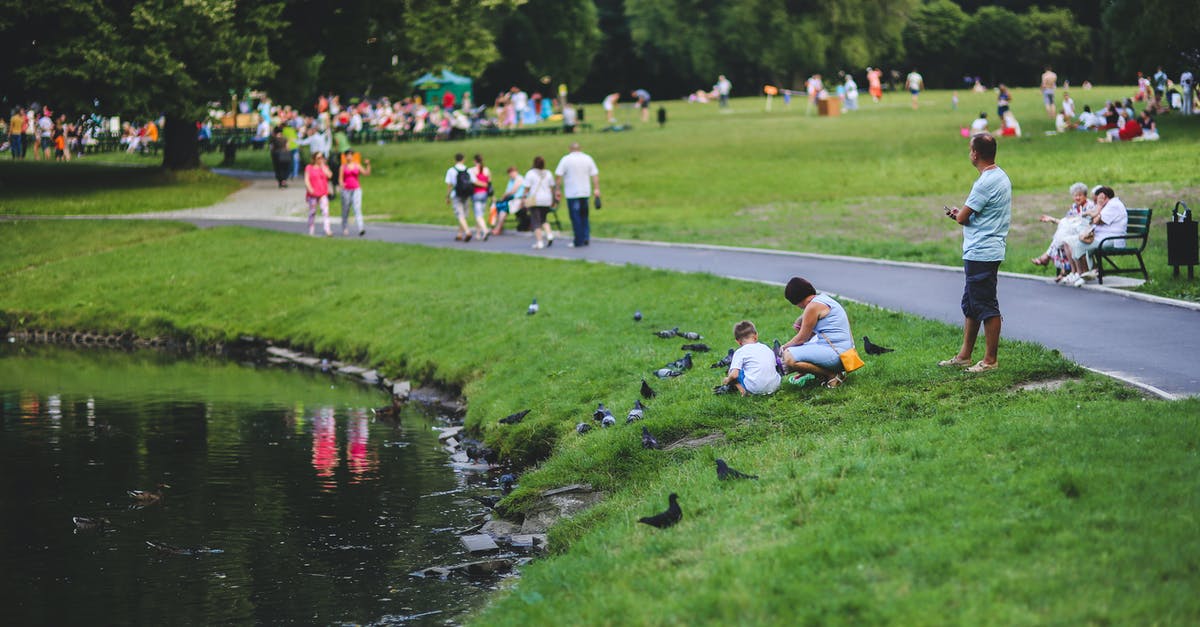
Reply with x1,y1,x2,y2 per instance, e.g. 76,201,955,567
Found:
1,220,1197,624
105,85,1199,300
0,160,243,216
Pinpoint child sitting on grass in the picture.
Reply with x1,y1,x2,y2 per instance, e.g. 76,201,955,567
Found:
718,320,781,396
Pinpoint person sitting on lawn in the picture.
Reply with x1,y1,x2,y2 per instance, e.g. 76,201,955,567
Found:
718,320,782,396
1136,109,1159,141
780,277,856,388
1032,182,1094,281
970,112,989,134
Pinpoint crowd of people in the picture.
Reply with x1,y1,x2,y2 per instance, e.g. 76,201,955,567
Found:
3,105,98,161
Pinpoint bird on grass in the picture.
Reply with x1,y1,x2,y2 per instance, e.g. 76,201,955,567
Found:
680,343,710,352
716,459,758,480
499,474,517,494
576,422,591,434
626,400,645,423
640,379,657,399
712,383,734,395
638,493,682,529
710,348,734,369
72,516,111,532
641,426,660,449
128,483,170,505
654,327,680,339
527,298,539,315
499,409,531,425
633,310,643,322
593,403,613,422
680,331,703,340
863,336,894,355
663,353,693,371
654,368,683,379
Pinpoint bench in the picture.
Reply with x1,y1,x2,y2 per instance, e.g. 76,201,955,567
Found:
1096,208,1151,284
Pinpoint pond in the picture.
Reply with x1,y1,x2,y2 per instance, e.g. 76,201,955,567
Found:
0,345,500,625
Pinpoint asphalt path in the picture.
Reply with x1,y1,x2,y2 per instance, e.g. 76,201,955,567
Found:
184,216,1200,399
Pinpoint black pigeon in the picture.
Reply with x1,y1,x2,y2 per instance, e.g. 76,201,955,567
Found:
681,331,703,340
638,493,682,529
710,348,734,369
499,409,531,425
716,458,759,480
654,368,683,379
772,339,785,375
499,474,517,494
863,336,894,355
72,516,111,531
576,422,591,434
655,327,680,339
527,298,539,315
592,403,612,422
626,400,645,423
664,353,693,371
640,379,657,399
633,310,643,322
681,343,711,352
713,383,734,395
641,426,660,449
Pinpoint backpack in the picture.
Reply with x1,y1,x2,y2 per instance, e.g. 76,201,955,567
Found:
454,167,473,199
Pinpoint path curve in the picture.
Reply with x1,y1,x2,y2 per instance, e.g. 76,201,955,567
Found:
47,172,1200,398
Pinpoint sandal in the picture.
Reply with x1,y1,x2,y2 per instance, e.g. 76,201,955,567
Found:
965,360,998,373
937,356,972,367
823,373,846,389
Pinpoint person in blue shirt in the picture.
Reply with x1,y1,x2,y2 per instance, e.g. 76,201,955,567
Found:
940,133,1011,373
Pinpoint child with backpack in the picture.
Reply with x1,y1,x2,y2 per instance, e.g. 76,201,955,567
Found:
444,153,475,241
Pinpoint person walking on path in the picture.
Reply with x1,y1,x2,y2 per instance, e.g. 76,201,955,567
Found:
468,154,493,241
940,133,1011,373
270,126,290,188
304,152,334,237
522,156,557,249
1041,66,1058,118
554,142,600,248
339,150,371,236
445,153,474,242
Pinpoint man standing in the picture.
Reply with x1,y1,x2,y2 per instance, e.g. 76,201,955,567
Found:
512,87,529,127
940,133,1011,373
1182,69,1195,116
554,142,600,247
1041,66,1058,117
715,75,732,109
8,107,24,159
906,69,924,109
866,67,883,102
1152,66,1168,102
444,153,474,242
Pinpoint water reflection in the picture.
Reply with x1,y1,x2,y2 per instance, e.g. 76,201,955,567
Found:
0,345,497,626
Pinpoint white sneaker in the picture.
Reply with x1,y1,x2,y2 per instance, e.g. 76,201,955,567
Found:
532,241,545,249
1071,275,1086,287
1080,270,1098,280
1061,272,1079,285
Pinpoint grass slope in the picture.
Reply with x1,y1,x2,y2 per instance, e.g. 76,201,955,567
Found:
1,221,1196,624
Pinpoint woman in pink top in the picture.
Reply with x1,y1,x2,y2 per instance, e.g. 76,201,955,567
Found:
339,150,372,236
305,152,333,236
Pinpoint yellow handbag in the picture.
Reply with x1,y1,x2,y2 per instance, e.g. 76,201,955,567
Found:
821,333,865,373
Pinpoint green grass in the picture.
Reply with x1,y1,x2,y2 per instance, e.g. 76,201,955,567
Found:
1,221,1196,624
0,160,243,215
83,85,1200,301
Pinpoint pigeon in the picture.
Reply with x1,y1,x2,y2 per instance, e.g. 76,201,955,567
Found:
576,422,592,434
681,343,711,352
633,310,643,322
713,383,734,395
710,348,734,369
772,339,785,375
655,327,680,339
72,516,111,531
863,336,894,355
592,403,612,422
638,493,682,529
527,298,539,315
681,331,703,340
654,368,683,379
499,474,517,493
641,426,660,449
601,414,616,428
499,409,531,425
664,353,693,371
626,400,645,423
716,458,759,480
640,379,657,399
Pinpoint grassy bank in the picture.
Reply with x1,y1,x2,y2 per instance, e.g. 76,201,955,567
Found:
83,86,1200,300
2,220,1196,624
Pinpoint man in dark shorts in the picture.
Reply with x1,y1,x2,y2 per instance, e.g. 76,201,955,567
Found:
940,133,1011,373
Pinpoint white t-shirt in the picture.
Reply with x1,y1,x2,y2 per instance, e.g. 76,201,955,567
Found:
1095,196,1128,247
554,151,598,199
38,116,52,137
512,91,528,112
729,342,780,395
444,163,467,198
970,117,988,132
906,72,923,90
522,169,555,207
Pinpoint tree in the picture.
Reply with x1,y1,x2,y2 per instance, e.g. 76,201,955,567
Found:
1103,0,1200,79
1019,7,1091,83
903,0,969,87
479,0,601,99
962,6,1024,86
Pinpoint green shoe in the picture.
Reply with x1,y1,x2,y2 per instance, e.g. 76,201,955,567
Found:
785,373,816,387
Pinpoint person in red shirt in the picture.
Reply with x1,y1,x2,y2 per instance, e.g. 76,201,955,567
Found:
441,91,456,111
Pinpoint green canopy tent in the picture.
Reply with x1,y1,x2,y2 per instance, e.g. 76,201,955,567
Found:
412,70,473,108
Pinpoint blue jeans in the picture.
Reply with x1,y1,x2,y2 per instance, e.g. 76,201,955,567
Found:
567,197,590,246
290,149,300,179
9,134,23,158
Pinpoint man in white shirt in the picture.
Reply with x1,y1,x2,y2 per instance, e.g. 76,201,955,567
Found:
444,153,474,242
554,142,600,248
715,75,732,108
511,88,528,126
906,69,924,109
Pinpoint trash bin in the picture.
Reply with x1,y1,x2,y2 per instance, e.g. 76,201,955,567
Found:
222,141,237,166
817,97,841,117
1167,201,1198,278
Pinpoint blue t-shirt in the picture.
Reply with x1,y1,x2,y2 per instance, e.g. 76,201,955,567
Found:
962,166,1012,262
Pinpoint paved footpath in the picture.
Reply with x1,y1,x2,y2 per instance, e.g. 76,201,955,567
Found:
132,173,1200,399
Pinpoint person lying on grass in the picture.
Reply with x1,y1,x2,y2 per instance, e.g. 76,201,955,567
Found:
780,277,855,388
718,320,781,396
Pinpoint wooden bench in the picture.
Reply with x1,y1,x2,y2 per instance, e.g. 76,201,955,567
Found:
1096,208,1151,284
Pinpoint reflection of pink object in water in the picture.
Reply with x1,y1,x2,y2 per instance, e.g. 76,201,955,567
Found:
311,407,338,478
346,411,376,481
